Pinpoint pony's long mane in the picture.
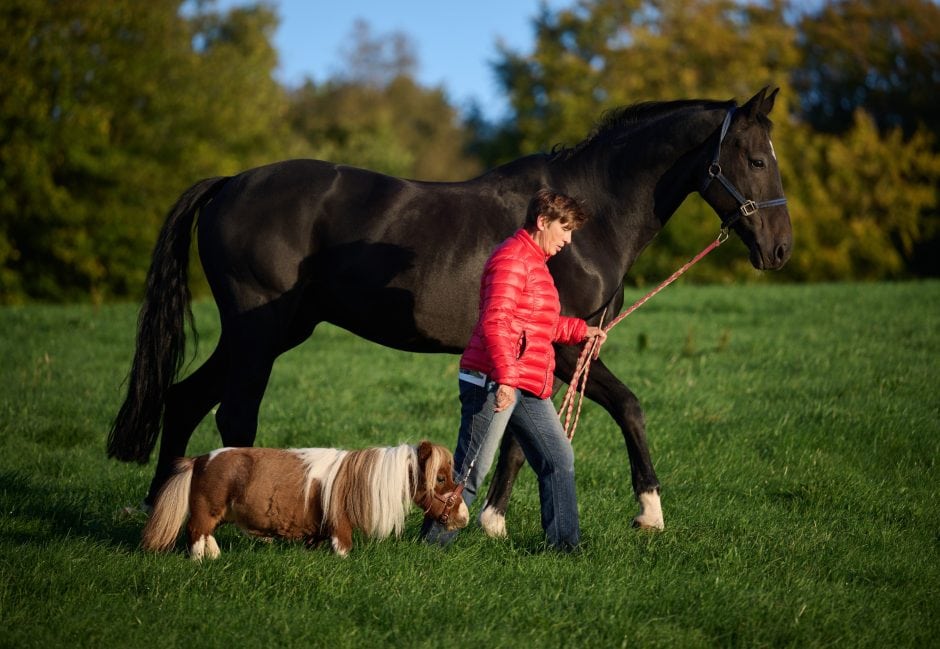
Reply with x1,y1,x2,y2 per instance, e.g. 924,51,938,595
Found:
294,443,447,539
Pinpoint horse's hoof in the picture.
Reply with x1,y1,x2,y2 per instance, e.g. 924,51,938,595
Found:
632,514,665,530
634,490,665,530
479,504,507,538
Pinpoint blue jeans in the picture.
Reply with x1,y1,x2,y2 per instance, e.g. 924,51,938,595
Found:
423,378,580,550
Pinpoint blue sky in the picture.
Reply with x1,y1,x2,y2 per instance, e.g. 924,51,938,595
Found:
215,0,566,119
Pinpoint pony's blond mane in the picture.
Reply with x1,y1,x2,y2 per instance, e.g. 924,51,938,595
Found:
294,443,434,539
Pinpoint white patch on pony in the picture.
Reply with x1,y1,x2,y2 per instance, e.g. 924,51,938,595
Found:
479,503,507,538
293,447,348,511
331,537,349,557
633,490,665,530
190,535,206,561
206,447,234,465
295,444,415,539
205,535,220,559
769,137,778,161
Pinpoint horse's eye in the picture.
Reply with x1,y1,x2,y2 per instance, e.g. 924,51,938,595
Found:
750,158,765,169
436,475,445,484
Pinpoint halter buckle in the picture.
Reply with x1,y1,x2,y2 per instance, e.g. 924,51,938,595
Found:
739,200,758,217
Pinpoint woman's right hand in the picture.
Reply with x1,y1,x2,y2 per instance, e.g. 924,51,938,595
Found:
494,384,516,412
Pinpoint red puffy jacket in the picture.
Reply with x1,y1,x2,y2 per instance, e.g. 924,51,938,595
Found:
460,229,588,398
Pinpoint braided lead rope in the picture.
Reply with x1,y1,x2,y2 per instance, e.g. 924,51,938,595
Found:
559,309,605,439
560,229,729,440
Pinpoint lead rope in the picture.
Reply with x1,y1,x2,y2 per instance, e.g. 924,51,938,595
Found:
559,229,730,440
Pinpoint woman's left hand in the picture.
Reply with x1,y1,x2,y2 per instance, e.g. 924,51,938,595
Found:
585,326,607,358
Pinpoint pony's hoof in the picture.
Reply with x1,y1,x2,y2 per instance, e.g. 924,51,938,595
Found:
331,537,350,557
479,504,507,538
633,490,665,530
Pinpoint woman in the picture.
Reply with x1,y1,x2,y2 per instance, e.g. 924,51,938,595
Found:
423,189,606,551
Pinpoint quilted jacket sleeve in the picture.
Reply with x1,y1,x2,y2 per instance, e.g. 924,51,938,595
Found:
554,315,588,346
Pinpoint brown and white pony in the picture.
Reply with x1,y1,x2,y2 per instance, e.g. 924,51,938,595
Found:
141,440,468,559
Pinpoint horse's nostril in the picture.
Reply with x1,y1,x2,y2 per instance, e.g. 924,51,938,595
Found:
775,241,790,262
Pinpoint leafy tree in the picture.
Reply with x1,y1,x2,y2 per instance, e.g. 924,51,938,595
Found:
793,0,940,142
782,111,939,280
0,0,290,303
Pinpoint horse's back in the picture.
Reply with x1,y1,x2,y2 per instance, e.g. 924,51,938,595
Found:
194,158,544,350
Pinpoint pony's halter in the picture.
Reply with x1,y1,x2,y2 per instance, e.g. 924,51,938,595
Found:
418,452,476,526
702,108,788,230
419,483,464,526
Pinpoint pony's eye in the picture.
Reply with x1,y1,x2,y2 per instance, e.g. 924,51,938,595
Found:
436,475,445,483
750,158,765,169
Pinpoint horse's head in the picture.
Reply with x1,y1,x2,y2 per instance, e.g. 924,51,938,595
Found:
701,87,792,270
414,441,469,531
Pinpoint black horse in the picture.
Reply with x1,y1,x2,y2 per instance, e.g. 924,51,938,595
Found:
109,88,791,531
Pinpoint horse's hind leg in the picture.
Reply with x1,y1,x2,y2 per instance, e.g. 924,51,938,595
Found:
479,428,527,538
145,346,227,507
213,311,282,449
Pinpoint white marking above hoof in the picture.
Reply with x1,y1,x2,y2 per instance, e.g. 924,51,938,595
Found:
331,537,349,557
479,504,507,538
633,491,665,530
205,535,221,559
190,536,206,561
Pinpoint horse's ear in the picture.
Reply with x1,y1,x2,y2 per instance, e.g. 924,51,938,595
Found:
742,87,772,120
761,87,779,116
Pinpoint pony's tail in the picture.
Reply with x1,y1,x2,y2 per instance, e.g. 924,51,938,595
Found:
141,458,194,552
107,177,228,463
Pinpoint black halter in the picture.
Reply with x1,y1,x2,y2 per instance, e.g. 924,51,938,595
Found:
702,108,788,230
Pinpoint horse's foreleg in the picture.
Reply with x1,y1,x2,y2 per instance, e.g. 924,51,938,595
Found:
479,430,527,538
554,347,664,530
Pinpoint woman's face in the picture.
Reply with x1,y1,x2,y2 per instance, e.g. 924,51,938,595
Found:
533,215,574,256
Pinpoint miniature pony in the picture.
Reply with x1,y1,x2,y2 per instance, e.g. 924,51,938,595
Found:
141,440,468,558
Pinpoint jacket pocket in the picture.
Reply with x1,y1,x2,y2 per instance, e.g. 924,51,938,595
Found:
515,331,527,359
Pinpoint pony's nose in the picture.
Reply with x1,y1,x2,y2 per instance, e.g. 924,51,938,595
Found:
774,239,791,265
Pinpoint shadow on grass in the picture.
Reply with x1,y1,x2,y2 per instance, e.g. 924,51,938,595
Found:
0,469,143,551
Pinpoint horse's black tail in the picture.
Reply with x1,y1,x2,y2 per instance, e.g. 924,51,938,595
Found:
107,177,228,463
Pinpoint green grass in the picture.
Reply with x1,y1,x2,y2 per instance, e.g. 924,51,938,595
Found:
1,282,938,648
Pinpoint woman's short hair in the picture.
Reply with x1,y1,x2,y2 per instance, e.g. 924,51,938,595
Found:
524,189,589,229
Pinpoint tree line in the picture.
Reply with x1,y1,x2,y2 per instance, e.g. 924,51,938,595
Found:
1,0,937,303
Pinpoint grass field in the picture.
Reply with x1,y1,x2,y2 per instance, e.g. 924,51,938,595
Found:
1,281,938,648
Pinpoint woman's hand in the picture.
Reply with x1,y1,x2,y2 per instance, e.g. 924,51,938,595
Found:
584,326,607,358
494,384,516,412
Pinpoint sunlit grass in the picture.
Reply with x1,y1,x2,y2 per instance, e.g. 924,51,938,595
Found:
1,281,938,647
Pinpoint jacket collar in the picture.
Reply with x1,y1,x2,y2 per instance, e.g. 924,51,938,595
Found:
513,228,551,261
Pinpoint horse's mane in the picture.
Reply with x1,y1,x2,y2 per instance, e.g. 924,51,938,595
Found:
550,98,738,161
296,443,432,539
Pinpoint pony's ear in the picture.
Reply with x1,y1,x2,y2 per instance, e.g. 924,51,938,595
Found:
416,440,433,465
